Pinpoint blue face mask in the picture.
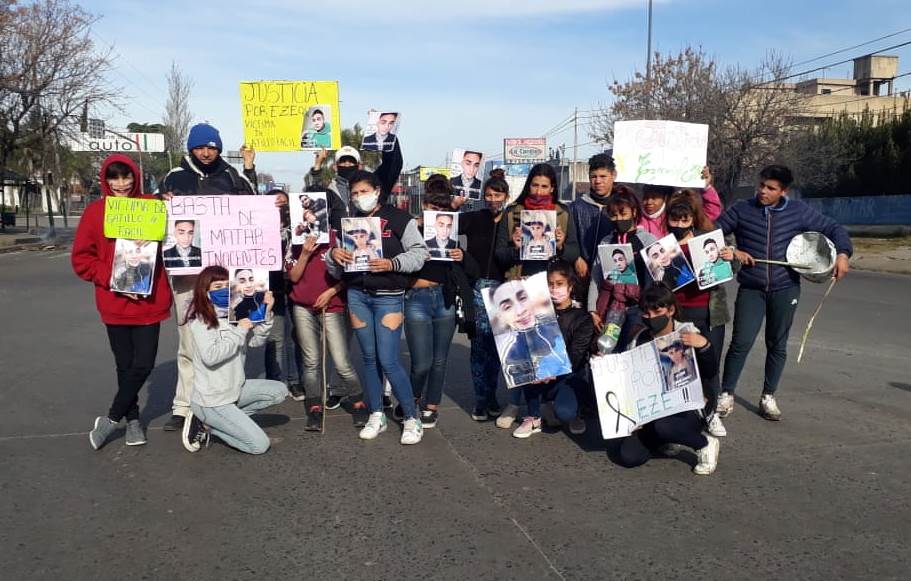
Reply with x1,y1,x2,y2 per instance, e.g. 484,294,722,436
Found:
208,287,229,308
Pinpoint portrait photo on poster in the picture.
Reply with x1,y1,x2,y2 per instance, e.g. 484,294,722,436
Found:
689,229,734,290
340,216,383,272
520,210,557,261
654,323,701,403
423,211,459,261
598,243,638,284
641,233,695,291
228,268,270,323
300,104,333,149
162,218,203,273
361,110,400,152
481,272,572,389
110,239,158,296
449,148,484,200
290,192,330,245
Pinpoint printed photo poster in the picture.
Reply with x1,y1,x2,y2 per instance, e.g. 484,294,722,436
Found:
690,229,734,290
340,217,383,272
449,148,484,199
520,210,557,261
164,195,282,276
228,268,270,324
423,211,459,261
640,233,695,291
290,192,330,245
591,324,704,440
361,110,400,152
613,120,708,188
598,243,638,284
110,239,158,296
162,219,204,271
481,272,572,389
239,81,341,151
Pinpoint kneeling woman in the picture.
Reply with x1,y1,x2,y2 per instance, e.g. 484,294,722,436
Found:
181,266,287,454
615,284,721,475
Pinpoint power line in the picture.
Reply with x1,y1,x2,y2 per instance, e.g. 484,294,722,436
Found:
788,26,911,70
764,39,911,85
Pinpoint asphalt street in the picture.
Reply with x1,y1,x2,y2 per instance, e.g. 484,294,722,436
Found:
0,246,909,580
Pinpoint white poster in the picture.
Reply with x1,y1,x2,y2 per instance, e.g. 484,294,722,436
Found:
361,110,400,152
423,211,459,261
613,120,708,187
228,268,270,323
641,233,696,291
340,217,383,272
449,148,484,199
290,192,330,245
520,210,557,261
110,239,158,296
689,229,734,290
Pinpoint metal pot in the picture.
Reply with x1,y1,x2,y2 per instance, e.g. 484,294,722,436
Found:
786,232,836,283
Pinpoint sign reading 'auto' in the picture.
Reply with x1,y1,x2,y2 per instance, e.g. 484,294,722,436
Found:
504,138,546,163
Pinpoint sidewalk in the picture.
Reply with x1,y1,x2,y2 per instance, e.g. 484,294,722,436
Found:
0,218,79,253
849,236,911,275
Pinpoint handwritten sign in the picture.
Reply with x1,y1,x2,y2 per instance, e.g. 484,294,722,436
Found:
592,325,704,439
613,120,708,187
239,81,341,151
163,195,281,275
104,197,167,240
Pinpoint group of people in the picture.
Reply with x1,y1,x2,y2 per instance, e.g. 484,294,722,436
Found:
73,121,854,476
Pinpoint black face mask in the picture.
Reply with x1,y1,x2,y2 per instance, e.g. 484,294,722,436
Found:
645,314,670,334
336,165,357,181
612,218,634,233
669,226,693,241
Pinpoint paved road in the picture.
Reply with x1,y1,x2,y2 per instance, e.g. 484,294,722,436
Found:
1,247,909,580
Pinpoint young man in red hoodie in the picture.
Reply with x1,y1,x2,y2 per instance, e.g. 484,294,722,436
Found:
72,154,173,449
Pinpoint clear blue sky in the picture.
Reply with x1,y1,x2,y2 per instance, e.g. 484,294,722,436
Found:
90,0,911,188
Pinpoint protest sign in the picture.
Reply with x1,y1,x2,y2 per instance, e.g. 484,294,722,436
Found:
592,324,704,439
229,268,270,324
504,138,546,163
289,192,329,245
164,195,281,275
362,110,400,152
482,272,572,388
239,81,341,151
613,120,708,187
423,211,459,261
449,148,484,199
520,210,557,261
641,233,695,291
690,229,734,290
110,239,158,296
340,217,383,272
598,243,638,284
419,166,451,181
104,197,167,240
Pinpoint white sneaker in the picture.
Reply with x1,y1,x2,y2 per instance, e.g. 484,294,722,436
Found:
495,404,519,429
706,413,727,437
400,418,424,445
359,412,387,440
512,417,542,439
760,393,782,421
693,435,720,475
716,392,734,418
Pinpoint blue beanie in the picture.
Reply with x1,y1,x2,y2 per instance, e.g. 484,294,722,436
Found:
186,123,223,152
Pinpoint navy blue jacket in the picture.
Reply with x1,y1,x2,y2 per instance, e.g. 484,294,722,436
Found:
715,196,852,291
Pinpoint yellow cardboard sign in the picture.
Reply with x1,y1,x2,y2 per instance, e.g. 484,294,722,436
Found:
104,197,167,240
240,81,341,151
419,167,451,181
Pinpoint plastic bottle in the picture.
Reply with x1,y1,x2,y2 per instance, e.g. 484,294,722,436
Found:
597,308,626,354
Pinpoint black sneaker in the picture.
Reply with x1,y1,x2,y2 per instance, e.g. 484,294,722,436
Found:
471,406,488,421
181,412,207,453
325,395,343,410
349,400,369,428
392,404,404,422
305,405,323,432
289,383,306,402
487,401,502,418
383,395,393,409
163,415,185,432
421,408,439,428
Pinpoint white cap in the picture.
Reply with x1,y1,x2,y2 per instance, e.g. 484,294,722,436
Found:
335,146,361,164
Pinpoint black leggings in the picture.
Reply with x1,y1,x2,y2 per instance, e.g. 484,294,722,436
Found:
616,412,708,468
105,323,161,422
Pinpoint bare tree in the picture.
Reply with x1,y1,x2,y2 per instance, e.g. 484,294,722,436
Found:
163,61,193,159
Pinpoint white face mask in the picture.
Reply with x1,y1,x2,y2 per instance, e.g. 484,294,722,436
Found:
550,287,570,304
353,191,379,213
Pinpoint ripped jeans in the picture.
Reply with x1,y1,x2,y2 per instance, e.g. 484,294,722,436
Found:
347,289,418,420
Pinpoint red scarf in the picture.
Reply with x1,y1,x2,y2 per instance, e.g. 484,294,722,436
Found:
523,194,555,210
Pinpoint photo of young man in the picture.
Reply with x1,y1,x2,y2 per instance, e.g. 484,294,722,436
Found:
301,106,332,149
424,211,458,260
450,149,483,199
362,111,399,152
162,219,202,269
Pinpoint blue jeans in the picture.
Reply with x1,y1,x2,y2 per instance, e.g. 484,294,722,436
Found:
404,286,456,407
347,289,417,419
522,371,584,420
190,379,287,455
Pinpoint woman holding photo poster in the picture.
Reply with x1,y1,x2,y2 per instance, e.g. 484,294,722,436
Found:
613,284,721,475
72,154,173,450
662,191,736,437
327,170,429,445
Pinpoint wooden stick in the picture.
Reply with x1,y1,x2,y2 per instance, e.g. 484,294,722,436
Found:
320,308,328,434
753,258,812,269
797,278,838,364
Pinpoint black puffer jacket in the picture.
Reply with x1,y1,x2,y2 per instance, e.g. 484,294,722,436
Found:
161,155,257,196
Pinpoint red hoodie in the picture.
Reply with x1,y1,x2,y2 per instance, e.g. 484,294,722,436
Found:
71,154,173,325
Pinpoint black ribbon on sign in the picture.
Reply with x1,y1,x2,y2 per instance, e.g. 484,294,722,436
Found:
606,391,636,433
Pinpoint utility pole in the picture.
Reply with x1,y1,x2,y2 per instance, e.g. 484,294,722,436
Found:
571,107,578,200
646,0,653,82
